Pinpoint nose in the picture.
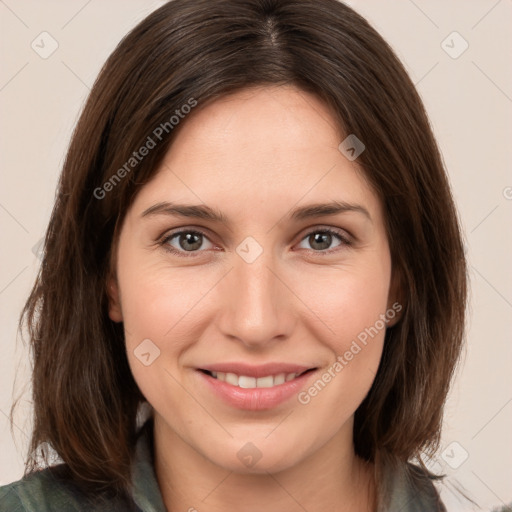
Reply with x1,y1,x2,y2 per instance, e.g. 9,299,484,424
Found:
217,247,295,349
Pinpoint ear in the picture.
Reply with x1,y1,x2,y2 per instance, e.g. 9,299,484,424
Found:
386,267,404,327
107,274,123,323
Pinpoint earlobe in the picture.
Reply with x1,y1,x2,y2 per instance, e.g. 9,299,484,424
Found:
386,301,403,328
107,276,123,323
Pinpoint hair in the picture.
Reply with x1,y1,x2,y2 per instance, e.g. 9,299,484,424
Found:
11,0,467,508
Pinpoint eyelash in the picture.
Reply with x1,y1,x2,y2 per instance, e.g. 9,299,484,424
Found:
159,227,352,258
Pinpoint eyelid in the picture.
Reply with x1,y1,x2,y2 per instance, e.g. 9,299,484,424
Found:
303,225,353,244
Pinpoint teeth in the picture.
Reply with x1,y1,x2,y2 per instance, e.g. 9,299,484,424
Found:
238,376,256,388
273,373,285,385
211,371,299,388
255,375,274,388
225,372,238,386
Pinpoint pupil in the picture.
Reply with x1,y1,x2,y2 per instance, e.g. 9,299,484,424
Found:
311,232,331,250
181,233,201,251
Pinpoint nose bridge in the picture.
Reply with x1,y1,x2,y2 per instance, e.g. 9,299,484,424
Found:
220,241,291,346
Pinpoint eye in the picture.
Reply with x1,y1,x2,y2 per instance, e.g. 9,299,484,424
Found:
297,228,351,253
160,227,352,258
161,230,214,256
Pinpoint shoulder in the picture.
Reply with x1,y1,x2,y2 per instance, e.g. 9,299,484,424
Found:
385,462,446,512
0,465,131,512
0,465,78,512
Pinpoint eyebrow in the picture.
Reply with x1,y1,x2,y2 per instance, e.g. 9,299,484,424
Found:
140,200,371,226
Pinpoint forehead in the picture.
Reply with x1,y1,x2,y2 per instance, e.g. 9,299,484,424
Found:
169,85,343,174
130,85,382,227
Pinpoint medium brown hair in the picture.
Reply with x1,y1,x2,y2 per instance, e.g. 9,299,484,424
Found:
12,0,467,506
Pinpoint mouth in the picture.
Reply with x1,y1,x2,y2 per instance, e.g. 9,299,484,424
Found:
198,368,316,389
196,366,319,411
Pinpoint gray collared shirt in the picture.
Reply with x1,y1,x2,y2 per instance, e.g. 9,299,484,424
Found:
0,421,445,511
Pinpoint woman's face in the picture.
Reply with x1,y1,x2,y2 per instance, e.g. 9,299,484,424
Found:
109,85,397,473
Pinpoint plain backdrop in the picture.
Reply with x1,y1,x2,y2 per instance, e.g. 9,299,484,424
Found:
1,1,511,510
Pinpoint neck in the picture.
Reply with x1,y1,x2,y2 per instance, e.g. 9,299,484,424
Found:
153,415,376,512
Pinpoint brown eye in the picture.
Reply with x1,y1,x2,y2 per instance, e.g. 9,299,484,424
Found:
162,230,214,255
297,229,351,253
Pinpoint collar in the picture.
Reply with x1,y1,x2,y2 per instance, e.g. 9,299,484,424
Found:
131,419,167,512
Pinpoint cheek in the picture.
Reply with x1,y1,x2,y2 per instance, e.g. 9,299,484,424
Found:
117,237,215,335
291,256,391,406
294,256,392,347
118,260,211,404
117,256,223,369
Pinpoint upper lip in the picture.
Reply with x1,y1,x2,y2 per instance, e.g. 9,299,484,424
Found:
198,362,316,378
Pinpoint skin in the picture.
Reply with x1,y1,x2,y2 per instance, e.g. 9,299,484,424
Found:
108,85,400,512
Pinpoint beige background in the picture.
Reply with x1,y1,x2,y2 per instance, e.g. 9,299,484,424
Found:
1,1,511,510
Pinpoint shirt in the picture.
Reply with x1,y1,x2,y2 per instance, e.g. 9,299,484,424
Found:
0,420,445,511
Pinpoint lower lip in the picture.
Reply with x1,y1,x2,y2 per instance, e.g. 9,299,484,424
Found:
196,370,316,411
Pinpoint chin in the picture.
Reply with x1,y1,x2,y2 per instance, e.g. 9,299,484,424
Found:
205,438,306,475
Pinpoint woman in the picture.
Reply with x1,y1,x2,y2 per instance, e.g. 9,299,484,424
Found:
1,0,467,510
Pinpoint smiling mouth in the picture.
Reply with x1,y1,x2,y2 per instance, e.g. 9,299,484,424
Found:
198,368,316,389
